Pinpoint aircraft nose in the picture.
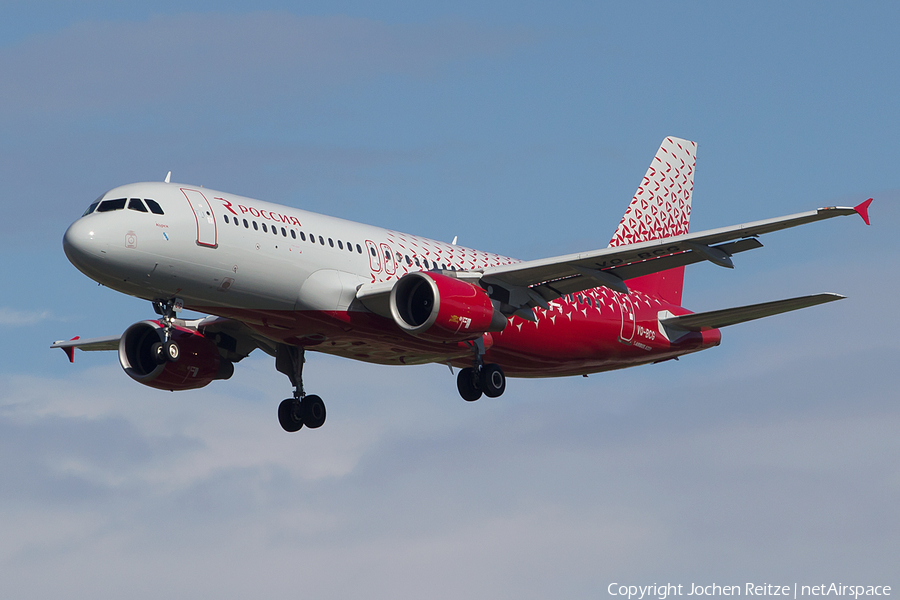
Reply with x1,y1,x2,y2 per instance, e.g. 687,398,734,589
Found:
63,217,104,271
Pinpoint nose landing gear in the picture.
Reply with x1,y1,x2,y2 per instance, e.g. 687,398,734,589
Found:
151,298,183,364
276,345,326,432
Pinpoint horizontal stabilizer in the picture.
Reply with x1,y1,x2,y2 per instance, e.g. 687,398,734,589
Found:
659,293,845,332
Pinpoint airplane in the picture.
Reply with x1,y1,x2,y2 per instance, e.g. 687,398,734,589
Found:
53,137,872,432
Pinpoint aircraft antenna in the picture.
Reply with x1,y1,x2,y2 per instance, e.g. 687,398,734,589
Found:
164,171,171,184
451,236,458,245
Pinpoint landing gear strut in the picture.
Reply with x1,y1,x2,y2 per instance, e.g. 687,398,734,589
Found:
151,298,183,364
275,344,326,432
456,337,506,402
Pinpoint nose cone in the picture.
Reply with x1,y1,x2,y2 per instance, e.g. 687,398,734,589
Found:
63,217,104,274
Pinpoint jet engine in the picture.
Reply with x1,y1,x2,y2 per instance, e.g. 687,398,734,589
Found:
390,271,507,342
118,320,234,391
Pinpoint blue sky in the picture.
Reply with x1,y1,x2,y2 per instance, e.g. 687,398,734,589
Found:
1,2,898,598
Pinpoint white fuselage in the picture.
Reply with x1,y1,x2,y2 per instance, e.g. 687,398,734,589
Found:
63,180,713,376
65,182,518,315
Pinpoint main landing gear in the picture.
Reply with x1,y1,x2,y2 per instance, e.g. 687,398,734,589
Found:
151,298,183,365
275,345,326,432
456,337,506,402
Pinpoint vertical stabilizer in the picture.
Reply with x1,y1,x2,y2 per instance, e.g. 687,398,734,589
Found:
608,137,697,305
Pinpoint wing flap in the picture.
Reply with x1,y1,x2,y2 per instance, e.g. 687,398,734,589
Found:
659,293,845,332
523,238,765,301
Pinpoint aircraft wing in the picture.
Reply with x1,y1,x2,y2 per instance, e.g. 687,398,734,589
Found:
51,335,121,362
52,316,270,363
478,201,871,311
659,293,845,334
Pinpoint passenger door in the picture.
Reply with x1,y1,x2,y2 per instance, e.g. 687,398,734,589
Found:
181,188,217,248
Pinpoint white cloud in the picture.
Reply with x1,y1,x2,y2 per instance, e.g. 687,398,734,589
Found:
1,332,898,599
0,307,51,326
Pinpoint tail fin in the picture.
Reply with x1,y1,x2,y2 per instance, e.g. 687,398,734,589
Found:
608,137,697,306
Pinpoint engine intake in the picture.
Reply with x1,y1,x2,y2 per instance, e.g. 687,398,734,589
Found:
390,271,507,342
118,320,233,391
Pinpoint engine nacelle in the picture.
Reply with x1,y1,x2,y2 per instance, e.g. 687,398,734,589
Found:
390,271,507,342
118,320,234,391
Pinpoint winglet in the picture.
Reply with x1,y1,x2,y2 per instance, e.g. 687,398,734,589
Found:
854,198,872,225
61,336,79,363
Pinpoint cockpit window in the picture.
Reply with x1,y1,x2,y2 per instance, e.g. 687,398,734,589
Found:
97,198,127,212
128,198,148,212
82,193,104,216
144,199,164,215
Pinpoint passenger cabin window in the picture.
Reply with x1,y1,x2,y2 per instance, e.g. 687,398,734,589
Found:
128,198,147,212
97,198,127,212
282,227,287,237
328,238,334,247
300,232,306,241
356,244,362,254
144,199,164,215
224,215,230,224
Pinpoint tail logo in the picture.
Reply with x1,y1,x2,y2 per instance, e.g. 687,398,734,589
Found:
609,137,697,248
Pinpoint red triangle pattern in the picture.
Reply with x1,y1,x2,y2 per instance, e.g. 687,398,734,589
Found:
608,138,697,248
